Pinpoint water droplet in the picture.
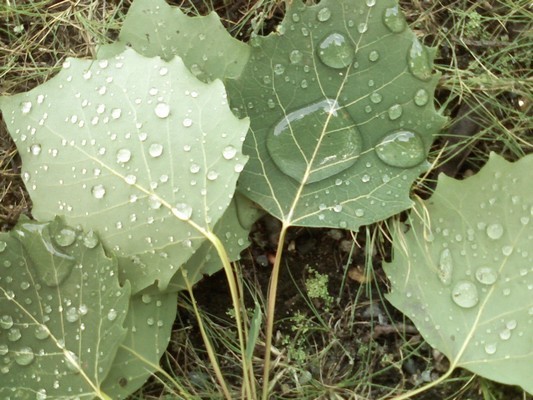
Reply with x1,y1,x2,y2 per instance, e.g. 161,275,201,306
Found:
107,309,117,321
502,245,513,256
484,342,497,355
291,13,300,22
172,203,193,221
438,249,453,285
222,145,237,160
65,350,80,373
266,99,362,184
66,307,80,322
15,346,35,366
0,344,7,356
318,33,354,69
388,104,403,120
183,118,193,127
159,66,168,76
116,148,131,163
414,89,429,106
375,130,426,168
355,209,365,217
0,315,14,329
149,143,163,158
486,223,504,240
141,294,152,304
34,324,50,340
55,228,76,247
370,92,382,104
408,39,432,81
317,7,331,22
451,280,479,308
82,230,99,249
207,170,218,180
333,204,343,212
91,185,106,199
475,267,497,285
8,328,22,341
499,328,511,340
21,101,32,114
358,23,368,33
36,389,47,400
30,144,42,155
506,320,517,330
125,174,137,185
273,64,285,75
290,50,303,64
154,103,170,118
383,5,406,33
366,0,376,6
111,108,122,119
148,195,161,209
368,50,379,62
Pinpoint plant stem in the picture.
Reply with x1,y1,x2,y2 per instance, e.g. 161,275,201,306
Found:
261,224,289,400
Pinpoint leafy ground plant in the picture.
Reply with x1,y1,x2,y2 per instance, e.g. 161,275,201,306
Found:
0,0,531,399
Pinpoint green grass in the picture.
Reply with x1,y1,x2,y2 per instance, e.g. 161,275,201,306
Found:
0,0,531,399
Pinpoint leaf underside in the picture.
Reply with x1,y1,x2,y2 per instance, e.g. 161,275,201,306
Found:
0,48,249,294
384,153,533,394
228,0,446,230
0,217,130,399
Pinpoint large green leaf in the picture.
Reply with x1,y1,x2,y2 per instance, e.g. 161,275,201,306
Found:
101,292,177,399
0,48,249,294
228,0,446,229
97,0,250,83
384,153,533,393
0,217,130,399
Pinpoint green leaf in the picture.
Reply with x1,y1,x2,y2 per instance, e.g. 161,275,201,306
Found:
101,292,177,399
384,153,533,394
0,48,249,293
97,0,250,82
228,0,446,229
0,217,130,399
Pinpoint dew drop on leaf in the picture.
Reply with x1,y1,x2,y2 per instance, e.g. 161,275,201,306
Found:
182,118,193,127
0,344,8,356
82,230,99,249
317,33,354,69
357,23,368,34
485,223,504,240
451,280,479,308
55,228,76,247
154,102,170,118
0,315,14,329
375,130,426,168
34,324,50,340
107,308,117,321
14,346,35,366
438,248,453,285
148,195,162,209
30,144,42,156
91,184,106,199
8,328,22,341
66,307,80,322
475,266,498,285
366,0,376,6
116,148,132,163
388,104,403,120
414,89,429,106
266,99,362,184
222,145,237,160
368,50,379,62
484,342,497,355
141,294,152,304
383,5,406,33
21,101,32,114
207,170,219,181
408,39,432,81
289,50,303,64
149,143,164,158
172,203,193,221
316,7,331,22
370,92,382,104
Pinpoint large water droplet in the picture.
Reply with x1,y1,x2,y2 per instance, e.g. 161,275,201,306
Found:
54,228,76,247
222,145,237,160
116,148,131,163
485,223,504,240
66,307,80,322
388,104,403,120
408,39,432,81
317,33,354,69
92,184,106,199
0,315,14,329
15,347,35,366
375,131,426,168
266,99,362,184
414,89,429,106
8,328,22,341
154,103,170,118
475,267,497,285
82,230,99,249
317,7,331,22
289,50,303,64
451,280,479,308
438,249,453,285
383,5,406,33
34,324,50,340
172,203,193,221
149,143,164,158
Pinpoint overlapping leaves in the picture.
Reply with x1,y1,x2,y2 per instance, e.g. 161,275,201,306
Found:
228,0,446,230
384,153,533,394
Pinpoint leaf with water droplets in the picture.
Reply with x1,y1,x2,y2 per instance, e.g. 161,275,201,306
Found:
0,216,130,399
101,291,177,399
97,0,250,83
0,48,249,293
384,153,533,394
227,0,446,229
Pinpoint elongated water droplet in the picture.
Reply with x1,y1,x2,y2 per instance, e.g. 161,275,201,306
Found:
318,33,354,69
486,223,504,240
375,131,426,168
388,104,403,120
172,203,193,221
451,280,479,308
21,101,32,114
317,7,331,22
408,39,432,81
414,89,429,106
383,5,406,33
475,267,497,285
438,249,453,285
266,99,362,184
